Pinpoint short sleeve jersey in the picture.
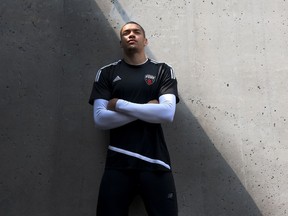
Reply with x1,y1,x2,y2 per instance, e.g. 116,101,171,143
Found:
89,59,179,171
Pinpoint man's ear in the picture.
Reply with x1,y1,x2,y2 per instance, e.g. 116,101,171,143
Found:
120,40,123,48
144,38,148,46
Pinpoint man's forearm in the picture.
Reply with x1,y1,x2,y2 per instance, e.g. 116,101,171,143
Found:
93,99,136,130
115,94,176,123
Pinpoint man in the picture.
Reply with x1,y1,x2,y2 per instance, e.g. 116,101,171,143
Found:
89,21,179,216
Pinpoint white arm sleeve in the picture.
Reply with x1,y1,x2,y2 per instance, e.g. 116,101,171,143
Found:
93,99,136,130
115,94,176,123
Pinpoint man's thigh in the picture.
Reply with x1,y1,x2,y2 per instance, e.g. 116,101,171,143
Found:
139,171,178,216
97,170,138,216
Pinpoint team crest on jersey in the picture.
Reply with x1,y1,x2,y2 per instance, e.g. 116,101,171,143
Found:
144,74,156,85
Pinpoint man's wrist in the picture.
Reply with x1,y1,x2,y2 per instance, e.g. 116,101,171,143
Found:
107,98,119,111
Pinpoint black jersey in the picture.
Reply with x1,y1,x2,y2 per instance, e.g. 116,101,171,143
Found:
89,59,179,171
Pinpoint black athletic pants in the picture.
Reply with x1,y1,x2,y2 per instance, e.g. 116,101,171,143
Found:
96,169,178,216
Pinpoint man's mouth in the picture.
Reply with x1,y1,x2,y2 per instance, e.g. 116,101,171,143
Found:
128,40,137,44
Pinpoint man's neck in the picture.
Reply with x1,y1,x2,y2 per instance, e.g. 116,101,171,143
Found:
123,52,148,65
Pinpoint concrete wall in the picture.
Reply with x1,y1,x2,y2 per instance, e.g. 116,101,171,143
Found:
0,0,287,215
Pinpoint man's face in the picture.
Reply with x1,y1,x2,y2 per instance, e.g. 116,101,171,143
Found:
120,23,148,52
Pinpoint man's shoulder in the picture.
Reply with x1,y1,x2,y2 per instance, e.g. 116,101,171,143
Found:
148,59,176,79
99,59,122,71
94,60,122,82
149,59,172,69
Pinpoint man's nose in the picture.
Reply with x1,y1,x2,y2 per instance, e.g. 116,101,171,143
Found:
128,32,135,38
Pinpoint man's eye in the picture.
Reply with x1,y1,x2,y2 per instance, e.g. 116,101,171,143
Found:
122,31,130,36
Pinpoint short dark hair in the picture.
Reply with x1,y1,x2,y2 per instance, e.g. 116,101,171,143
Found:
120,21,146,38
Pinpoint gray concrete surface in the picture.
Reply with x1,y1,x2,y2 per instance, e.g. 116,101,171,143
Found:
0,0,287,215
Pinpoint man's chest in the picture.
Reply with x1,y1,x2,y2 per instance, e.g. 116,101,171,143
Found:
110,66,160,101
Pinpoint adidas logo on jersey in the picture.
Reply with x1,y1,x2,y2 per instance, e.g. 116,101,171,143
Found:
113,76,122,82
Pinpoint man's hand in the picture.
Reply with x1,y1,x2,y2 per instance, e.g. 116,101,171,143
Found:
147,99,159,104
108,98,158,111
107,98,119,111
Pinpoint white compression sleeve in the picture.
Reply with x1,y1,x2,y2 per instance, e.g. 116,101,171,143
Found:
93,99,136,130
115,94,176,123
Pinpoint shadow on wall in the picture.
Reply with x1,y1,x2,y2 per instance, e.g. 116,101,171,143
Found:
0,0,262,216
86,1,262,215
87,1,263,216
166,103,263,216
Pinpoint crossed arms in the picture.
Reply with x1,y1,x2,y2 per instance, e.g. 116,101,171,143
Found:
93,94,176,130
